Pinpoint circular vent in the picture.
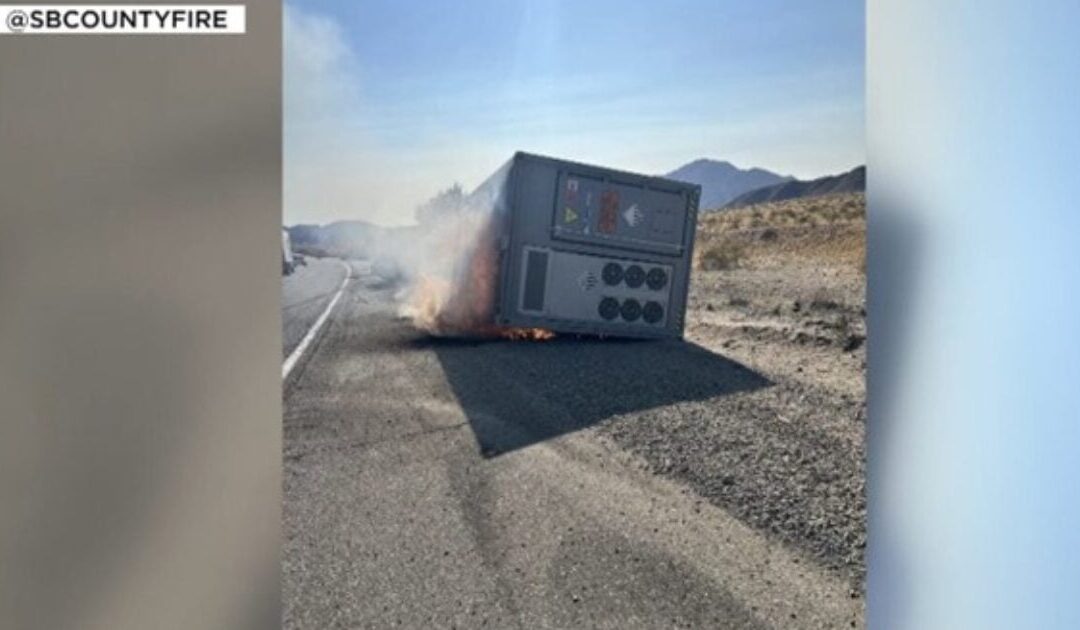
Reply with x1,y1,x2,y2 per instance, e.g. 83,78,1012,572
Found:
624,265,645,288
602,262,623,286
620,298,642,322
598,297,620,320
643,301,664,324
646,268,668,291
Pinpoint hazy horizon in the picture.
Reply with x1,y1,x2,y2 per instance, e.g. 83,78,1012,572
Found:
285,0,865,227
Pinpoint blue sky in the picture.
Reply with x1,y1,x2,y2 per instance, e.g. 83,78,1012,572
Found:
285,0,864,225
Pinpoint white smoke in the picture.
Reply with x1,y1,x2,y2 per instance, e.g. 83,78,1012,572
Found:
389,166,512,336
284,6,550,337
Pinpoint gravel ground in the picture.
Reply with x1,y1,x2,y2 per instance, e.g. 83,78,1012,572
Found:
282,194,869,627
283,265,865,628
596,195,867,590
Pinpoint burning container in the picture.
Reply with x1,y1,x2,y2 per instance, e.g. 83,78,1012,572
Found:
482,152,701,339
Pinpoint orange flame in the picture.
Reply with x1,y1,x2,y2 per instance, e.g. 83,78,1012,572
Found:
498,327,556,341
401,214,553,341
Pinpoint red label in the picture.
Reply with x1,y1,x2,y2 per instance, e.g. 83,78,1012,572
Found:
565,178,578,203
598,190,619,234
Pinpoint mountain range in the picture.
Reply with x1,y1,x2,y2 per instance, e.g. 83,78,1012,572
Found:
723,165,865,209
664,159,865,212
288,220,384,258
664,159,793,210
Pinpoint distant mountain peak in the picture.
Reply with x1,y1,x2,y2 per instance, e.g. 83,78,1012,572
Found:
666,159,791,210
686,158,733,168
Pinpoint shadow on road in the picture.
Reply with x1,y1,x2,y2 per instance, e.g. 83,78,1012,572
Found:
417,336,771,458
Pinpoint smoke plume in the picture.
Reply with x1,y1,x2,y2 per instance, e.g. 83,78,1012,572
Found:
395,208,501,336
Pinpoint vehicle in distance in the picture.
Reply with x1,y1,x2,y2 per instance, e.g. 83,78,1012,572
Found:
282,228,295,275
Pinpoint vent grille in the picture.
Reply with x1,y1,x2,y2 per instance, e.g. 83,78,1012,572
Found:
521,249,549,312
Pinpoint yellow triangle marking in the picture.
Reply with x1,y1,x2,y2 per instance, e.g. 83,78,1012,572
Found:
564,206,579,223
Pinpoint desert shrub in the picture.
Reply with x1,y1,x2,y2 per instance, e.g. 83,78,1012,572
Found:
809,291,842,311
696,241,746,270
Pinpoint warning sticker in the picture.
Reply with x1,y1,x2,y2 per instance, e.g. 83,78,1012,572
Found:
563,206,579,223
598,190,619,234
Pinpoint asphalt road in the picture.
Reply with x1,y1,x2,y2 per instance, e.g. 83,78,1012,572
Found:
282,257,350,358
282,260,861,629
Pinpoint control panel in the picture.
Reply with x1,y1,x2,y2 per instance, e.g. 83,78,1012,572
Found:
551,173,689,256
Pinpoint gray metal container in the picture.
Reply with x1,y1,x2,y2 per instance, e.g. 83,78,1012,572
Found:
481,152,700,339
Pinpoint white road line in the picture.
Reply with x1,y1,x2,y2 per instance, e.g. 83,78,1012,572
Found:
282,259,351,379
